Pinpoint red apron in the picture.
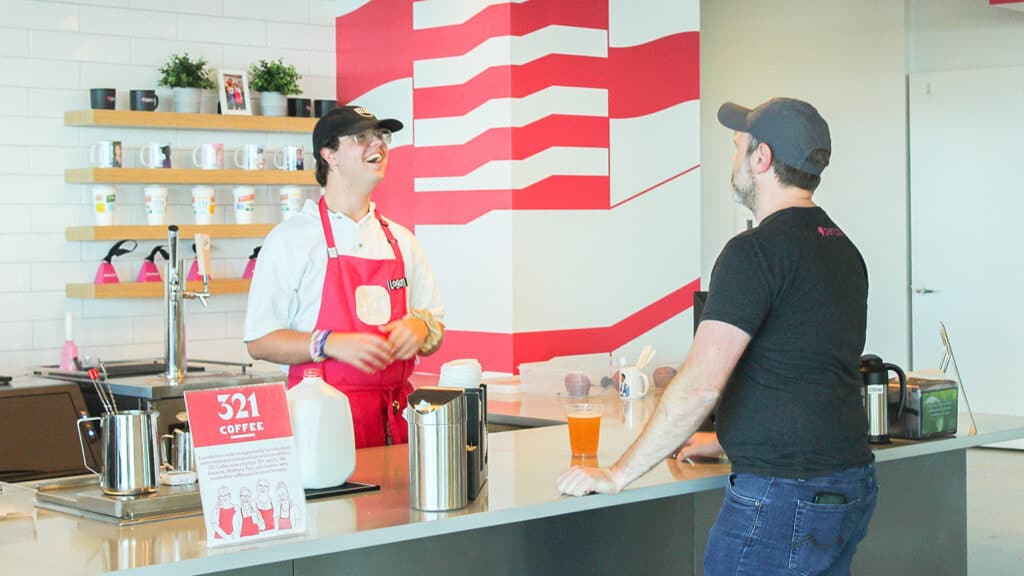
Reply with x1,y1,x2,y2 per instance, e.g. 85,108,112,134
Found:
240,511,260,536
258,506,274,529
215,506,235,539
288,197,415,449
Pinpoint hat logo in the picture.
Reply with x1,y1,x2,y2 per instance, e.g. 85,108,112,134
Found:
353,107,374,118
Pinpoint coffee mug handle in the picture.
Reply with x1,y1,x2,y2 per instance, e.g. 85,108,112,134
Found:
140,146,154,168
89,143,98,166
273,149,283,170
76,416,103,477
639,373,650,397
233,148,244,168
152,93,159,109
192,146,201,168
160,433,174,470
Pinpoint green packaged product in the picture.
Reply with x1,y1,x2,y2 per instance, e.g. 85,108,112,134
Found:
888,377,958,439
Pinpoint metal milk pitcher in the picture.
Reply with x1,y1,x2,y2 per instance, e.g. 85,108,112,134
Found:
161,428,195,472
77,410,161,496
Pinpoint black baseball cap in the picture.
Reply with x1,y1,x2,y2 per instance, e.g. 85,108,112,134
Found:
717,97,831,176
312,105,403,151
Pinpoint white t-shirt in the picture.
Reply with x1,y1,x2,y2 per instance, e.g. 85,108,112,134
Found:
243,198,444,342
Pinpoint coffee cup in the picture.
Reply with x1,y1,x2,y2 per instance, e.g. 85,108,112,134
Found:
279,185,303,220
139,142,172,168
130,89,159,111
287,97,311,117
90,140,123,168
191,185,216,225
92,185,116,226
314,99,337,117
192,143,224,170
232,185,256,224
143,185,168,225
90,88,116,110
274,146,304,171
234,144,264,170
617,366,650,400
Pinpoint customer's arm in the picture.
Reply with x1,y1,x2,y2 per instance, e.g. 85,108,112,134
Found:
557,320,750,496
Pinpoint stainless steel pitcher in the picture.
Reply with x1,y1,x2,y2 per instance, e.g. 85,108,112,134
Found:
77,410,161,496
160,428,195,472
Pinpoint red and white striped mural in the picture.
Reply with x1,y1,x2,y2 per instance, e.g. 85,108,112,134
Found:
335,0,701,373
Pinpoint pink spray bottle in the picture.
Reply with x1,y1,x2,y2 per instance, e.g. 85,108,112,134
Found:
59,311,79,371
242,245,261,279
93,239,137,284
136,245,167,283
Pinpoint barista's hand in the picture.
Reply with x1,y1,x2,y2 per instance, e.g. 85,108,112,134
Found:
557,466,624,497
379,318,427,361
324,332,393,374
673,431,723,461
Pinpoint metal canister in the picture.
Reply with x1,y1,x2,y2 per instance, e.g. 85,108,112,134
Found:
77,410,161,496
406,387,467,512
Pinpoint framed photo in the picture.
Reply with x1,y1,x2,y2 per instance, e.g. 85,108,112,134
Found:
217,70,252,116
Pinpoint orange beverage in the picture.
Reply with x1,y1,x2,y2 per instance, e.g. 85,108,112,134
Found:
566,404,602,456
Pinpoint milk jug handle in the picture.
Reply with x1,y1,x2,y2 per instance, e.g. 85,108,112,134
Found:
76,416,102,477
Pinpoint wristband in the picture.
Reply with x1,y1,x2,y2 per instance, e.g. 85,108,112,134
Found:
405,308,444,356
310,329,331,363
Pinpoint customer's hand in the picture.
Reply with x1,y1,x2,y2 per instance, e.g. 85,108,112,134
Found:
673,431,723,461
379,318,427,360
324,332,393,373
557,466,623,497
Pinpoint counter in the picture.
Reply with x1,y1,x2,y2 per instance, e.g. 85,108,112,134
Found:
2,388,1022,575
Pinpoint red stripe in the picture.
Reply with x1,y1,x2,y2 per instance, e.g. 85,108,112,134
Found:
336,0,414,102
416,278,702,374
414,55,607,119
607,32,700,119
414,115,609,177
413,0,607,61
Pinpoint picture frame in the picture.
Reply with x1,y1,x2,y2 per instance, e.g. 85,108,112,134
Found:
217,70,252,116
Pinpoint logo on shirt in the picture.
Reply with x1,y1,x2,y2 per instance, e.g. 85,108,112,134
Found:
387,277,408,291
817,226,845,238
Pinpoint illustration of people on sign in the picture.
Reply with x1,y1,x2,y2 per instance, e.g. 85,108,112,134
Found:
211,485,240,540
238,486,266,536
256,479,275,531
276,481,298,530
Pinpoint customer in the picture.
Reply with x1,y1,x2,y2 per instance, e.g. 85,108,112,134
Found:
558,97,877,575
245,105,445,449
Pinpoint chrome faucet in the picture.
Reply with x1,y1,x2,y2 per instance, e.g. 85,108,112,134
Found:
164,226,210,383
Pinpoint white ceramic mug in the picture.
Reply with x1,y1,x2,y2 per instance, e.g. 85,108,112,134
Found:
140,143,171,168
191,185,215,225
274,146,304,171
92,185,116,226
279,185,303,220
191,143,223,170
232,185,255,224
618,366,650,400
90,140,123,168
143,185,168,225
234,144,264,170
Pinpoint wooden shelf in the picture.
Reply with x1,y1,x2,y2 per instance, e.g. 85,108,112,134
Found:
65,109,317,132
66,279,251,299
66,168,316,185
66,224,274,241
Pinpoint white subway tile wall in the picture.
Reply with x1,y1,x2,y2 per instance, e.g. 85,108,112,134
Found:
0,0,336,376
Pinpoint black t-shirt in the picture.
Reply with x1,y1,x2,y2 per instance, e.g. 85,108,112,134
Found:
701,206,873,478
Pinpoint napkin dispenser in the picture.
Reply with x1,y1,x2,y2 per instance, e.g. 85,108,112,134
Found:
888,376,958,440
464,384,488,500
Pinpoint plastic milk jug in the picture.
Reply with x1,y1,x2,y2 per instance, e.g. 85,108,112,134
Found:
287,368,356,489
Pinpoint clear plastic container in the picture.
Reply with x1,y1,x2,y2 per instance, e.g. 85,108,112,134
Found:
518,353,614,397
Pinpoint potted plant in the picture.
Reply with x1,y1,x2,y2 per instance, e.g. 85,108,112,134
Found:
158,52,216,113
248,58,302,117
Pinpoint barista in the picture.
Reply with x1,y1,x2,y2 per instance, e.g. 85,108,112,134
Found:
244,106,445,449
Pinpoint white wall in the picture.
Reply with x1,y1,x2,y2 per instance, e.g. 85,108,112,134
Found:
0,0,336,375
700,0,911,366
909,0,1024,73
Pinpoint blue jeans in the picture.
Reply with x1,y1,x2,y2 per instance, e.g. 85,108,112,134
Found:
704,464,878,576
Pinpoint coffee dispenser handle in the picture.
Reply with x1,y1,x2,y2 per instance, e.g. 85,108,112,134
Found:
76,416,102,478
885,363,907,420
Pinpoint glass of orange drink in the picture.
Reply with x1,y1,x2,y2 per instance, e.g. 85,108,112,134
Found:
565,403,602,456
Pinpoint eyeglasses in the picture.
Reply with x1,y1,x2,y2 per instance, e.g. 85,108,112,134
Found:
341,128,392,146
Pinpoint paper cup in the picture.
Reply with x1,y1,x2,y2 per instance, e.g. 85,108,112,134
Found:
232,186,255,224
191,185,215,225
279,186,303,220
92,185,116,226
143,185,168,225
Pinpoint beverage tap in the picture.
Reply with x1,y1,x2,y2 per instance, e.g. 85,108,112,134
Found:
164,226,211,383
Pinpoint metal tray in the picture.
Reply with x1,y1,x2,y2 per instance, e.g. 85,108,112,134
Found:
33,475,201,526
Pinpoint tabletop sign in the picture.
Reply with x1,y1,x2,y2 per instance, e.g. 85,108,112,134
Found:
185,383,307,547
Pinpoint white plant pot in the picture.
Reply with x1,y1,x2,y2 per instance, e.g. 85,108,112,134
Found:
259,91,287,117
173,87,201,113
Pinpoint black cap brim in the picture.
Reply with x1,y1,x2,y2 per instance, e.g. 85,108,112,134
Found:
717,102,752,132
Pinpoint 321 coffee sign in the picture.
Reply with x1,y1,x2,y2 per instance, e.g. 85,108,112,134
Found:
185,383,307,546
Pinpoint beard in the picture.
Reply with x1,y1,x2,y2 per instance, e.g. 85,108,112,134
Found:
731,156,757,213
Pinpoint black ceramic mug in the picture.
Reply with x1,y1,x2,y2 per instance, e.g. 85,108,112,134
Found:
287,97,311,117
130,89,159,111
314,99,337,117
90,88,116,110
